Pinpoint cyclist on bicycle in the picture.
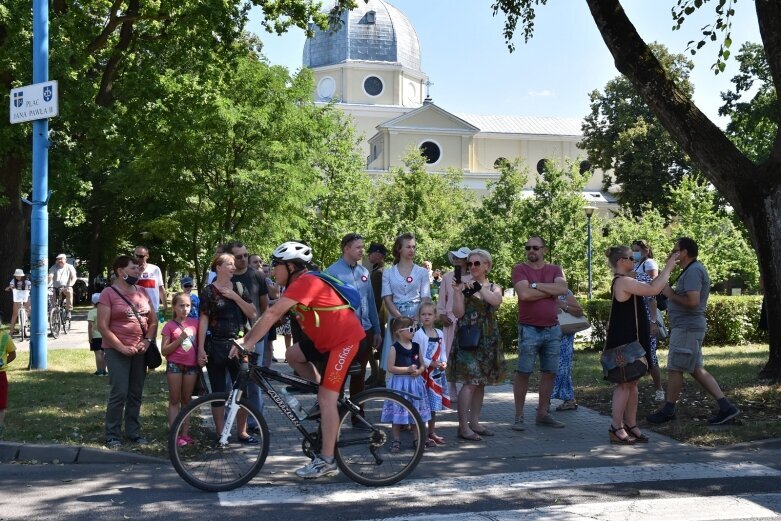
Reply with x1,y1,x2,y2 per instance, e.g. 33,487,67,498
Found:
6,269,31,336
234,241,365,479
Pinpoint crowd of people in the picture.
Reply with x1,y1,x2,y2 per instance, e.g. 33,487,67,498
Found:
0,232,744,477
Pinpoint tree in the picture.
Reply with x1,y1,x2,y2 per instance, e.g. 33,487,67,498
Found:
581,44,695,217
369,148,476,265
491,0,781,378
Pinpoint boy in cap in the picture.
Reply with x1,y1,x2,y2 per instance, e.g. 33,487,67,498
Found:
180,276,199,319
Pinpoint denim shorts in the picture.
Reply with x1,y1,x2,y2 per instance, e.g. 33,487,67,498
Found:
516,324,562,374
166,361,199,375
667,328,705,373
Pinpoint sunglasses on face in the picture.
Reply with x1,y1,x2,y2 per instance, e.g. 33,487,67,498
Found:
466,260,482,267
397,326,415,333
135,254,148,259
525,245,542,251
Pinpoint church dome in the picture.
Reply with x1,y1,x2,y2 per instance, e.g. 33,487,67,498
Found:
303,0,422,72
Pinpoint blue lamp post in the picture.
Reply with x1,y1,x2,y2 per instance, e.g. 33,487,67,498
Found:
584,206,597,300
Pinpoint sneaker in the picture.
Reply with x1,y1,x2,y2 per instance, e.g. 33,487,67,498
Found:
181,434,193,444
536,414,565,428
106,438,122,450
708,406,740,425
654,389,666,402
511,416,525,431
176,436,188,447
295,456,339,479
93,370,102,376
131,436,149,446
646,409,676,424
555,400,578,411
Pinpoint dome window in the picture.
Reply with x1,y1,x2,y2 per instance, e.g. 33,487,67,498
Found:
420,140,441,165
363,75,384,97
365,11,376,24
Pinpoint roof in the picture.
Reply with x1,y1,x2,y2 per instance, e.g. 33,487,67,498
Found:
303,0,421,71
455,114,583,137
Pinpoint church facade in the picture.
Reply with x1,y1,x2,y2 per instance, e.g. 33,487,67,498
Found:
302,0,614,210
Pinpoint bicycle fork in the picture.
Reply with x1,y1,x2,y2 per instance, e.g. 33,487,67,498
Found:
219,389,244,446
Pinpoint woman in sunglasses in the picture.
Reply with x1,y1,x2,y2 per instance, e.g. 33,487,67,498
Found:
448,249,506,441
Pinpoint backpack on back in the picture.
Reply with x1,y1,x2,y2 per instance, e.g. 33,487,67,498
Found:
308,271,361,310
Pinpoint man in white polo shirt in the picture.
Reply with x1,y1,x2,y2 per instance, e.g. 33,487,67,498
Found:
133,246,167,314
48,254,77,316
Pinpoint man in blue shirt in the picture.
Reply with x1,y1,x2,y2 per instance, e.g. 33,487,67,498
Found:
326,233,382,403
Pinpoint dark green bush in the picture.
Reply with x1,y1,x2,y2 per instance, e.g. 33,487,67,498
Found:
494,295,766,352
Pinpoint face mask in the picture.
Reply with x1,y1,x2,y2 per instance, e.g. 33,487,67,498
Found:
122,271,139,285
632,252,642,262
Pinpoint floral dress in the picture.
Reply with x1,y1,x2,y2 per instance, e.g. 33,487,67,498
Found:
634,271,658,368
552,291,576,401
447,291,506,385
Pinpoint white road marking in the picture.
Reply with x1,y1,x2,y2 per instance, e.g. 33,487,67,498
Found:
368,493,781,521
218,461,781,506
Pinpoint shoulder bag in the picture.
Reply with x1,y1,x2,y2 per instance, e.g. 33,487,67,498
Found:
558,308,590,335
600,284,647,384
111,287,162,370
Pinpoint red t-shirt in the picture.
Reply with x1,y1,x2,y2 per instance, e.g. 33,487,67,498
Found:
283,273,365,352
511,263,564,327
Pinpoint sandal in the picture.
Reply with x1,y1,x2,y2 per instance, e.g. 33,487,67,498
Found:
471,426,495,437
625,425,649,443
556,400,578,411
238,434,258,444
608,425,636,445
424,439,437,448
457,431,483,442
390,440,401,453
428,433,446,445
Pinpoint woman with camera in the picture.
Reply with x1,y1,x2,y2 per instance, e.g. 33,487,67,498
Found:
448,249,506,441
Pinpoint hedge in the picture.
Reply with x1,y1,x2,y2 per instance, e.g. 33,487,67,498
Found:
495,295,767,352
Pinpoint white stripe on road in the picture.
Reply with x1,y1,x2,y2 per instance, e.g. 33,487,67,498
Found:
368,493,781,521
218,461,781,506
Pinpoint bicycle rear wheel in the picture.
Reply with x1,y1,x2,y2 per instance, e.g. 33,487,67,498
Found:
49,308,61,339
334,389,425,487
169,392,269,492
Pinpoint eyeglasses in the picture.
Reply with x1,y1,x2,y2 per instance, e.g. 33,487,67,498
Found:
466,260,482,267
135,255,148,259
271,260,282,267
525,245,542,251
620,256,632,261
396,326,415,333
183,285,193,289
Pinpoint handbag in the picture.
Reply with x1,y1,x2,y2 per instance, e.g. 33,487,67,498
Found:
655,308,668,339
456,324,481,351
110,287,162,370
558,309,590,335
600,288,648,383
193,367,210,396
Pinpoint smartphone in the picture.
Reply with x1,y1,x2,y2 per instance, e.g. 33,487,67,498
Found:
454,265,462,284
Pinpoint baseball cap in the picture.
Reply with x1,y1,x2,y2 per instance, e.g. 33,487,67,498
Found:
180,276,194,286
91,293,101,305
367,243,387,256
56,253,67,260
449,247,471,259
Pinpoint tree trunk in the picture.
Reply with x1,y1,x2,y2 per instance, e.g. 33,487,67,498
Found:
586,0,781,379
0,153,27,325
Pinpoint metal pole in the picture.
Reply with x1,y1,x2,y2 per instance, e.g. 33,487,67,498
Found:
587,215,593,300
29,0,49,369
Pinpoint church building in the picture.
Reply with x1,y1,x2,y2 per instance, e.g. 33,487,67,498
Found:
302,0,614,210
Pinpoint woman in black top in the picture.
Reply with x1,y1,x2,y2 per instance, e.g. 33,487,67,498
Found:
197,253,257,442
605,246,677,444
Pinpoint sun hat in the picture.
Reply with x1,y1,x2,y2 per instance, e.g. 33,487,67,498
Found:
13,269,25,277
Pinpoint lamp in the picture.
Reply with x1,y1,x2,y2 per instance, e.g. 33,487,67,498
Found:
584,206,597,299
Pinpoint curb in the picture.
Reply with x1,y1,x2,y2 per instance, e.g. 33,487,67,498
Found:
0,441,166,465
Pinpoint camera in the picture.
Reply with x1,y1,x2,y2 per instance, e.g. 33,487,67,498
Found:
462,281,482,297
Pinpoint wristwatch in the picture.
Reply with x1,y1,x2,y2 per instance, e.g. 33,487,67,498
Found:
531,282,538,290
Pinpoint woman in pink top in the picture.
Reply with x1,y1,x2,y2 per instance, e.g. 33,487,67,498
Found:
98,255,158,450
161,292,200,447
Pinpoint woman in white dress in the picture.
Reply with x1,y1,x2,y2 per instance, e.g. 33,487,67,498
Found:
380,233,431,371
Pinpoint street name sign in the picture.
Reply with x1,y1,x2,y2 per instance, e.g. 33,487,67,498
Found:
10,80,58,124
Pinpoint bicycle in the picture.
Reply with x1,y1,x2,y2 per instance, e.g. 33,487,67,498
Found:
169,340,425,492
12,289,30,342
48,287,71,338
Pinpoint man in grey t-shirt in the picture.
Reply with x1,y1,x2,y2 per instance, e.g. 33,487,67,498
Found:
647,237,740,425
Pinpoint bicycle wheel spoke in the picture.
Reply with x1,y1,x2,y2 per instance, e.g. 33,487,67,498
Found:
169,394,269,492
335,390,424,486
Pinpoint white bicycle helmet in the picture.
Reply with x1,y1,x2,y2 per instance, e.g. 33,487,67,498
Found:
272,241,313,265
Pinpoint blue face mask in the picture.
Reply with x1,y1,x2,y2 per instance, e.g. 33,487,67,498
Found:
632,252,642,262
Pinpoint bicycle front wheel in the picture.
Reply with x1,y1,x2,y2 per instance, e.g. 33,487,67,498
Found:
334,389,425,487
169,392,269,492
49,308,61,339
63,310,72,333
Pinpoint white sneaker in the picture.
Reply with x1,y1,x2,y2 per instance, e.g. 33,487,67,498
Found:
511,416,525,431
654,389,666,402
295,456,339,479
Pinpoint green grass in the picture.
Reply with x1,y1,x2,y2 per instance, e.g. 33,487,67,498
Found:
2,344,779,455
503,343,781,446
3,349,170,457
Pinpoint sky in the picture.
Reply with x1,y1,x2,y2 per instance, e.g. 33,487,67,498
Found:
250,1,761,126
